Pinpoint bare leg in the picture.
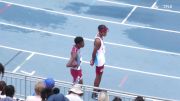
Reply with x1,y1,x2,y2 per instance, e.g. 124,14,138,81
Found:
94,73,102,88
92,73,103,99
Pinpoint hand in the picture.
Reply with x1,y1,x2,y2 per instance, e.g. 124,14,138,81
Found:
72,61,78,67
90,59,94,66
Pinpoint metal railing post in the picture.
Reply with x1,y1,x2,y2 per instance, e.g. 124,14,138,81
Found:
83,87,85,100
24,75,27,99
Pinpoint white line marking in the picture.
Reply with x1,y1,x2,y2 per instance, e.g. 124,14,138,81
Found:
0,1,180,35
1,44,180,80
106,65,180,80
26,53,34,60
20,70,36,76
151,0,158,9
0,45,69,60
121,6,137,24
98,0,180,14
12,66,21,73
124,23,180,34
1,22,180,56
12,53,34,73
0,22,75,38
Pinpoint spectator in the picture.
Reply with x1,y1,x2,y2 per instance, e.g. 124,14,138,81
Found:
41,78,55,101
44,78,55,89
41,79,68,101
98,90,109,101
41,88,53,101
0,63,5,79
47,92,68,101
135,96,145,101
112,97,122,101
66,84,83,101
26,81,45,101
1,85,16,101
53,87,60,94
0,80,6,98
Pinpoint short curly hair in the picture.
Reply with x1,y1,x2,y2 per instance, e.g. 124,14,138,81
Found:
74,36,84,44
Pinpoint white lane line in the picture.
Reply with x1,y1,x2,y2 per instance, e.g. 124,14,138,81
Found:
1,22,180,56
20,70,36,76
26,53,34,60
151,0,159,9
0,22,75,38
0,1,180,35
0,45,69,60
12,53,34,73
121,6,137,24
124,22,180,34
1,44,180,80
106,65,180,80
12,66,21,73
97,0,180,14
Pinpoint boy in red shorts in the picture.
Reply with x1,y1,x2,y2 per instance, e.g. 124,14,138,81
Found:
66,36,84,84
90,25,108,99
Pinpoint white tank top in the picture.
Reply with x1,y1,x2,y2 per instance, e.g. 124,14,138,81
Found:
94,35,105,66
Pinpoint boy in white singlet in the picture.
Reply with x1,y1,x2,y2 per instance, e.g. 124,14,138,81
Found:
90,25,108,99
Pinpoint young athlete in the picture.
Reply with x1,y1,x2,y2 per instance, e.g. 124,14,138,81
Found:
90,24,108,99
66,36,84,84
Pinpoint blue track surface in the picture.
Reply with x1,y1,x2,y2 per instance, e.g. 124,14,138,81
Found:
0,0,180,100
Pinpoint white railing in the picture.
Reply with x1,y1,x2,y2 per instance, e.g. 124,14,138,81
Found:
2,71,175,101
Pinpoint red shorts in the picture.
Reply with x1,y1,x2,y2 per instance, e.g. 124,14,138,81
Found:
70,69,82,83
96,65,104,75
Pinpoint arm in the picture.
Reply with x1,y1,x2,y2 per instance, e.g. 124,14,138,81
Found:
90,38,101,66
66,51,77,68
